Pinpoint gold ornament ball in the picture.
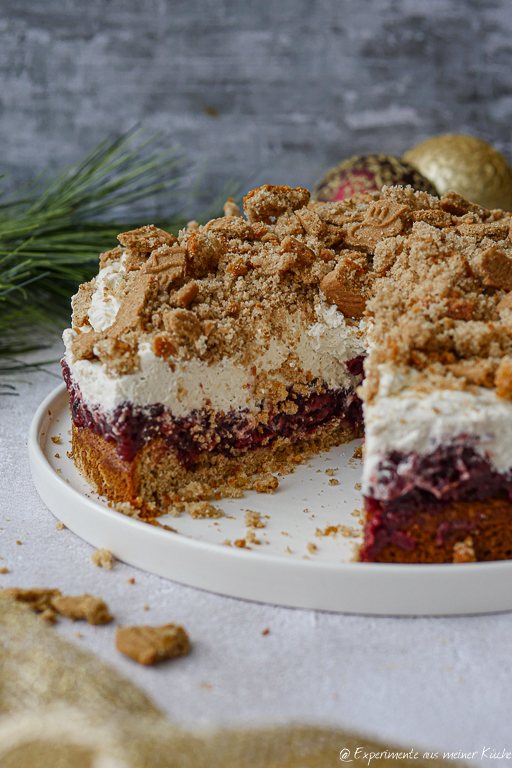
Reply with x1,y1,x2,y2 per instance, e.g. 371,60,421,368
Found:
403,134,512,211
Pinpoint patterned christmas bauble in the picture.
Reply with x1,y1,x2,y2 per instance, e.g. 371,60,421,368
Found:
403,134,512,211
312,154,438,202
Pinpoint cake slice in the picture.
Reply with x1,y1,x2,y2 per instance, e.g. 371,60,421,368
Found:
359,190,512,562
62,185,370,515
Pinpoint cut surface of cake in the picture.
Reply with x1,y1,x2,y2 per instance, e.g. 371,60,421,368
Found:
63,182,512,563
62,185,370,515
359,190,512,562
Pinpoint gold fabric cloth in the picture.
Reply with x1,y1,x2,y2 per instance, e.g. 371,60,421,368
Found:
0,602,464,768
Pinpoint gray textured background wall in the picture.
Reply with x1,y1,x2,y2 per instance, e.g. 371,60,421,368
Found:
1,0,512,209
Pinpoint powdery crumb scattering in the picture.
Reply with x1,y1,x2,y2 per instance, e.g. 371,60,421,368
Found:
315,524,358,538
244,510,265,528
116,623,190,665
91,548,115,570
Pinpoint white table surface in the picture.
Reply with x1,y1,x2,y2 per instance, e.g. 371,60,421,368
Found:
1,339,510,763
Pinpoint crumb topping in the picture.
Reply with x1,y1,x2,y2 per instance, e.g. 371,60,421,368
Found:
353,189,512,402
69,183,512,405
69,184,376,375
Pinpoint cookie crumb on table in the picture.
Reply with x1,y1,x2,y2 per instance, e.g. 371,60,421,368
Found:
51,594,113,625
307,542,317,554
0,588,112,625
0,567,10,574
116,623,190,665
91,548,114,569
56,522,65,530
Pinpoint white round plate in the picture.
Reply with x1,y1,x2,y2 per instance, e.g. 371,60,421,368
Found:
29,383,512,616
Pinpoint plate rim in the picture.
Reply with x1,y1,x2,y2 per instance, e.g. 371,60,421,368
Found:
28,383,512,616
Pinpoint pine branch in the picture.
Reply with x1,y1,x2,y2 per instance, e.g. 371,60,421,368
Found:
0,131,240,391
0,129,189,357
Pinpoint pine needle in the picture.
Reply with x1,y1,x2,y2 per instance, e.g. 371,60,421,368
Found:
0,129,189,359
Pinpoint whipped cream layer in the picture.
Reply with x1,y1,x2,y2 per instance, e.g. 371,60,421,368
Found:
363,364,512,496
63,298,366,417
87,259,126,331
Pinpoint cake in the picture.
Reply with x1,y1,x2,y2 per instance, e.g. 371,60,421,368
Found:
62,186,368,516
62,183,512,563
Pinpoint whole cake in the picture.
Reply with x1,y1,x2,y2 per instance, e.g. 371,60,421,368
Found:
62,183,512,563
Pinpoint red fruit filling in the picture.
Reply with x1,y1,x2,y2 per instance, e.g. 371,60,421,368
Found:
62,359,363,465
360,440,512,560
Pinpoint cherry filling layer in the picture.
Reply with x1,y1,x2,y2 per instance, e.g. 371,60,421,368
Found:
361,440,512,560
62,359,363,466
